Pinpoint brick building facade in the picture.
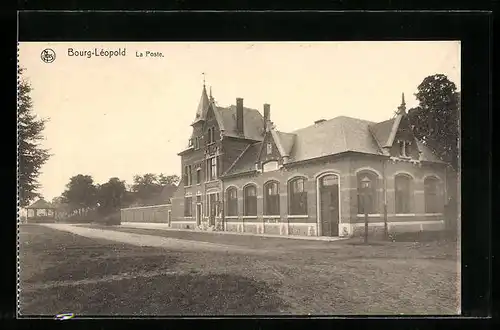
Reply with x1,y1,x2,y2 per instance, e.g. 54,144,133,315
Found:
169,86,455,237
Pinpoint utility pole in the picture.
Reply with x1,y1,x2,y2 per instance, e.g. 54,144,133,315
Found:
361,176,372,244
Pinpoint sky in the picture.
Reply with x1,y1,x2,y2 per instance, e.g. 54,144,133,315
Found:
18,41,460,201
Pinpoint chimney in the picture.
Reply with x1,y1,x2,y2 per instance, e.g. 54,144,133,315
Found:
236,98,244,136
263,103,270,131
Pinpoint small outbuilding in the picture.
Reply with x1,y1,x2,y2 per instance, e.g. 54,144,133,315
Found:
26,199,56,223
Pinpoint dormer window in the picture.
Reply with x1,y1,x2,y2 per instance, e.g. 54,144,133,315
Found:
398,140,410,158
267,143,273,155
194,137,200,150
188,138,194,147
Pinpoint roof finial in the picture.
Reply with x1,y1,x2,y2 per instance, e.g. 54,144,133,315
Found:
202,72,206,88
402,92,406,107
209,86,213,100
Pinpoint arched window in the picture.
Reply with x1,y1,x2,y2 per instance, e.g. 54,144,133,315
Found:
357,171,378,214
243,185,257,216
395,174,412,214
424,176,442,213
226,187,238,216
264,181,280,215
288,177,308,215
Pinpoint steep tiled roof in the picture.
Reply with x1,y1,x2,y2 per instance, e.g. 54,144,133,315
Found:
289,116,383,162
415,141,445,163
192,86,210,125
271,130,296,157
369,118,395,149
26,199,55,209
223,142,261,176
215,105,265,141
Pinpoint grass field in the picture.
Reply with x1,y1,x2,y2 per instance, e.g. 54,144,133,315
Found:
19,224,460,316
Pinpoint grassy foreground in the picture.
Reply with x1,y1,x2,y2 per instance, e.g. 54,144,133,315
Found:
19,224,460,316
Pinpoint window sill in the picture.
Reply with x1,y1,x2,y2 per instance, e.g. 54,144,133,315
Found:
395,213,416,216
184,185,192,188
242,216,257,219
424,213,444,216
356,214,381,217
263,215,280,218
287,215,308,218
184,216,193,219
205,180,219,184
225,216,239,219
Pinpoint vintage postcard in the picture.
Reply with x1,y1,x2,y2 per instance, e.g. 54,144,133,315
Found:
17,41,461,316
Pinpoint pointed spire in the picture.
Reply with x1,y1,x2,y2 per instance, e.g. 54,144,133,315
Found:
209,86,214,101
397,92,406,115
193,81,210,124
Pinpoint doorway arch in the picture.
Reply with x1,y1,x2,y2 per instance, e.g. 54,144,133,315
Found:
316,172,341,236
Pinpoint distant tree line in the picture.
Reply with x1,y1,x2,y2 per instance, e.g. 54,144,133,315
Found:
52,173,179,224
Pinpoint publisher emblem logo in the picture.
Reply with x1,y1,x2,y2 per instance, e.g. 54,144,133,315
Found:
41,49,56,63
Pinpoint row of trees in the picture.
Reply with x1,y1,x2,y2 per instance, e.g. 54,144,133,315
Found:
52,173,180,220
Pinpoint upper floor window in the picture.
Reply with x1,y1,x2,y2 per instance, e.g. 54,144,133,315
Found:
357,171,378,214
183,165,192,186
262,161,279,173
206,156,218,181
267,143,273,155
188,138,194,148
288,177,307,215
264,181,280,216
226,187,238,216
243,185,257,216
424,176,443,213
207,127,215,144
194,137,200,150
395,174,412,214
196,168,202,184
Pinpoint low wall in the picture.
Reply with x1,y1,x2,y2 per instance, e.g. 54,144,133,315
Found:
121,204,171,224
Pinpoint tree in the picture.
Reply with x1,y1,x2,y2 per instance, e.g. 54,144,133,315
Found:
18,68,51,207
96,177,126,214
158,173,180,186
407,74,460,170
131,173,162,204
61,174,98,213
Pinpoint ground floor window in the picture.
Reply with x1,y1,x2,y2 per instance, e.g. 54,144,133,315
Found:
264,181,280,215
184,196,192,217
226,187,238,216
357,171,378,214
244,185,257,216
288,177,308,215
395,174,412,213
424,176,442,213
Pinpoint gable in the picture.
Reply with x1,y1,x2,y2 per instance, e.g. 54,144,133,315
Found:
387,115,420,159
257,131,282,165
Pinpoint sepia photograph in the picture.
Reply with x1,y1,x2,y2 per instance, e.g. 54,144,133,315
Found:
17,41,461,316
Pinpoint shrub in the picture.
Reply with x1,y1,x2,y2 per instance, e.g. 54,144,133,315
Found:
94,211,121,226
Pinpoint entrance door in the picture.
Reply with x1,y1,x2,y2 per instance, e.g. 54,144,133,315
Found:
319,174,340,236
196,204,202,226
